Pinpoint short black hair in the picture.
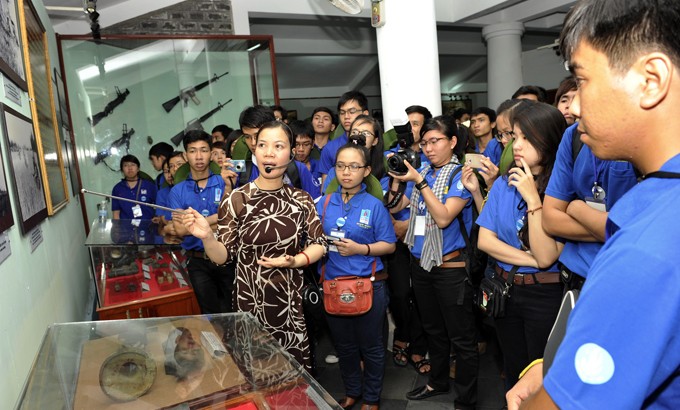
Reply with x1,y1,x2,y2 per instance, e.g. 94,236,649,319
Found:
554,77,578,106
405,105,433,120
149,142,173,160
120,154,140,170
560,0,680,73
211,124,233,137
470,106,497,123
451,108,471,121
270,105,288,119
511,85,549,103
289,120,314,140
239,105,276,130
337,90,368,112
182,129,212,151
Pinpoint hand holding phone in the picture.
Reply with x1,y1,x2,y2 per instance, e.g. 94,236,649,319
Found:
465,154,485,169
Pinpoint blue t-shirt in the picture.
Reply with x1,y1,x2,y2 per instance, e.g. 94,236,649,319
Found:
169,173,225,251
155,185,172,220
316,185,396,279
318,132,348,175
309,158,322,191
477,177,559,274
246,160,320,200
112,178,157,220
477,137,503,166
409,165,472,259
543,154,680,408
545,123,637,276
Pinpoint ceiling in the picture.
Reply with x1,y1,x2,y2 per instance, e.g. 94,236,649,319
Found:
41,0,575,111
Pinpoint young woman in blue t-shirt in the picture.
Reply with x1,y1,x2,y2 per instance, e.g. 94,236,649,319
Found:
473,101,566,389
317,144,396,410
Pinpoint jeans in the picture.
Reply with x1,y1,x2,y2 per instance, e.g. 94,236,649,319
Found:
411,258,478,407
326,280,389,404
495,281,563,389
385,241,427,355
187,257,235,314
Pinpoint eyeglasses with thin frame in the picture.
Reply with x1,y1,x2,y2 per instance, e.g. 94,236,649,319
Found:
349,130,375,139
499,130,515,141
335,162,366,173
339,108,362,116
418,137,447,149
295,141,313,148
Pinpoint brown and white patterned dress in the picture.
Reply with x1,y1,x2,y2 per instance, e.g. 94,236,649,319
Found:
217,182,326,370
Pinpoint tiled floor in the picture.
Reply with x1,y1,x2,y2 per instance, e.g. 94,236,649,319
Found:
311,321,507,410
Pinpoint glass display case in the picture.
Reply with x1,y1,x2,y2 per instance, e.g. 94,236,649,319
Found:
16,313,340,409
85,218,200,320
56,34,278,227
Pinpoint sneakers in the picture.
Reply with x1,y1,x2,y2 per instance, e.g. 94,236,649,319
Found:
325,353,339,364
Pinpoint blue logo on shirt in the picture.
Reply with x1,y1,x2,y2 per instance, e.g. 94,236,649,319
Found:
201,209,210,217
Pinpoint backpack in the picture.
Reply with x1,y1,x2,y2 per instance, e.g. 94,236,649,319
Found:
448,166,487,286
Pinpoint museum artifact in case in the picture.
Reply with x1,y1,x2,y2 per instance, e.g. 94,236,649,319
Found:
85,218,201,320
16,313,340,409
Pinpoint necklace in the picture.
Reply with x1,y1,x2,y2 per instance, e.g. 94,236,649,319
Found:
342,191,356,203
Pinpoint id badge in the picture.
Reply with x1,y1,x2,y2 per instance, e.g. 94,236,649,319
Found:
585,197,606,212
414,215,426,236
132,204,143,218
329,228,345,253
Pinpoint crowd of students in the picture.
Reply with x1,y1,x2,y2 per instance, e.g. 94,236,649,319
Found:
108,1,680,408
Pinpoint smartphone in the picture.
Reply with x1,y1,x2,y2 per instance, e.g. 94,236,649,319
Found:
325,235,337,243
228,159,246,173
465,154,485,169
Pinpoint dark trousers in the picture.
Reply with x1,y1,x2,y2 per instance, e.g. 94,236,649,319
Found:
385,241,427,355
494,281,563,389
326,281,389,404
411,259,478,407
186,257,235,314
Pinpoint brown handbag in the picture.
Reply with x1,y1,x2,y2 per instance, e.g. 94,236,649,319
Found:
318,194,377,316
321,259,377,316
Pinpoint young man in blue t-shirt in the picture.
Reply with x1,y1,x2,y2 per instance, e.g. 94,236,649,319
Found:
111,154,157,220
507,1,680,408
169,130,233,314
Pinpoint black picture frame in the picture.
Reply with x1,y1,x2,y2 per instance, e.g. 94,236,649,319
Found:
0,116,14,235
0,0,28,90
0,103,47,234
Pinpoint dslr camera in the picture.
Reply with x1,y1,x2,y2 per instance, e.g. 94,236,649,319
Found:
387,121,420,175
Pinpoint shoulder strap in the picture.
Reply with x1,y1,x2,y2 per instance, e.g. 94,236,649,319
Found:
319,195,332,282
641,170,680,180
571,129,584,163
287,161,301,188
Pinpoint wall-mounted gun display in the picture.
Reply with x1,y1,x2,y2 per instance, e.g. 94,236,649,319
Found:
161,71,229,113
170,99,232,146
88,86,131,126
94,124,136,169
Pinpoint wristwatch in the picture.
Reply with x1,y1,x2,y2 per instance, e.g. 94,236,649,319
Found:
415,179,429,191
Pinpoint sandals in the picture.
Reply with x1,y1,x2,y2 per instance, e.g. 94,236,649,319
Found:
392,343,409,367
409,356,431,375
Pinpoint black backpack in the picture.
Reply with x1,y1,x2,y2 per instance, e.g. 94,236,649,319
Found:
448,166,487,286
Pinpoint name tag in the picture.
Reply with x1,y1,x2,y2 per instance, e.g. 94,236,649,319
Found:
132,204,143,218
585,197,606,212
414,215,426,236
329,228,345,252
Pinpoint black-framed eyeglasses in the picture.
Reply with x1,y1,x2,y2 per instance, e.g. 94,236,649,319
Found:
295,141,312,148
339,108,361,116
335,162,366,172
418,137,447,148
499,130,515,141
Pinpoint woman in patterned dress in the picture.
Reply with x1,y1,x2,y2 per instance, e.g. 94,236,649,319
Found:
180,121,327,370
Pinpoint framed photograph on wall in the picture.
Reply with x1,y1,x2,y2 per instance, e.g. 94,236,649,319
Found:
0,113,15,235
0,0,28,90
19,0,69,214
0,103,47,234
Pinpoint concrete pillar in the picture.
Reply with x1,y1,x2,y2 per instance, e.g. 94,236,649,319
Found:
375,0,441,128
482,22,524,110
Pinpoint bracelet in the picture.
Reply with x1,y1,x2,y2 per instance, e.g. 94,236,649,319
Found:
365,244,371,256
415,179,429,191
299,251,310,268
518,358,544,379
527,206,543,215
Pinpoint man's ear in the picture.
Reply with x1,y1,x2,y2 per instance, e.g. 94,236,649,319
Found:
639,52,672,109
330,124,336,132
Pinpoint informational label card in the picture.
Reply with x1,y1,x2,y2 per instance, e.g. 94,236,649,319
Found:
0,232,11,266
30,226,43,253
2,75,22,106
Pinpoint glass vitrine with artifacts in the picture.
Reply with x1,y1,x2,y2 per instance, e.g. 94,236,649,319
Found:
85,218,200,320
16,313,340,409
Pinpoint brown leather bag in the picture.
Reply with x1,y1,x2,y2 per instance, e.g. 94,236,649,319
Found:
319,194,377,316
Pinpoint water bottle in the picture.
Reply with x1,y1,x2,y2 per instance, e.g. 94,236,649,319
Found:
97,200,108,223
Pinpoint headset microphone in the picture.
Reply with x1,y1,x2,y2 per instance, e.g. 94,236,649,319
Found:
264,158,294,173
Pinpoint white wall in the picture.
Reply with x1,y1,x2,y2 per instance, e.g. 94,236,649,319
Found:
522,48,568,91
0,2,91,406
